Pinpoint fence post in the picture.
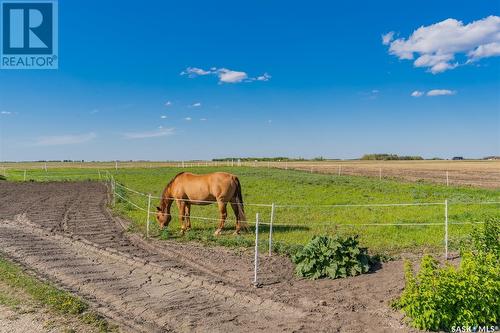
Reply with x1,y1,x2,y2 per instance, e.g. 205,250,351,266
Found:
98,169,101,180
253,213,260,286
446,171,449,186
379,167,382,180
268,203,275,256
115,161,118,170
338,165,341,176
285,161,288,170
444,199,448,260
23,170,26,181
146,194,152,239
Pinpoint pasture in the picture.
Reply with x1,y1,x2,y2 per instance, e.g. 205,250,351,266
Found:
5,165,499,256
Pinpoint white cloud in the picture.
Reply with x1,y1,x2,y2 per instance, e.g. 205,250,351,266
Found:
467,42,500,61
200,118,207,121
123,128,175,139
160,115,167,119
384,16,500,73
411,90,424,97
217,68,248,83
164,101,172,107
256,73,271,81
0,111,12,115
34,132,97,146
184,117,192,121
426,89,456,96
181,66,271,84
180,67,212,77
381,31,395,45
190,102,201,108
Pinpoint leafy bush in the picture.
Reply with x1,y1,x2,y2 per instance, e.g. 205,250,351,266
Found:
292,235,370,279
394,219,500,331
461,217,499,258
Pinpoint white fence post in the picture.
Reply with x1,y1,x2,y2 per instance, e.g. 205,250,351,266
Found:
23,170,26,181
44,162,47,172
285,161,288,170
98,169,101,180
253,213,260,286
444,199,448,260
379,167,382,180
446,171,449,186
115,161,118,170
146,194,152,239
268,203,275,256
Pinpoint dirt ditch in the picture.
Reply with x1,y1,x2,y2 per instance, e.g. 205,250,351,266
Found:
0,181,418,332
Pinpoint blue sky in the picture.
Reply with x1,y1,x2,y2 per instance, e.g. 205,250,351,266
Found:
0,0,499,161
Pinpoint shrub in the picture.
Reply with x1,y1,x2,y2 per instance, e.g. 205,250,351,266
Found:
461,217,499,258
394,219,500,331
292,235,370,279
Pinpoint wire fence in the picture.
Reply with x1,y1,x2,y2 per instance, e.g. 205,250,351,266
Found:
5,169,499,262
105,173,499,262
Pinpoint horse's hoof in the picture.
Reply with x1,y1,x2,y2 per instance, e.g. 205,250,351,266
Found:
214,229,222,236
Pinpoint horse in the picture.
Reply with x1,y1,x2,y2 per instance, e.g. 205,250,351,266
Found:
155,172,247,236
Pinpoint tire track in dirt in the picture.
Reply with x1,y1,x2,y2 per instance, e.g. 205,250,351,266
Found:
0,216,307,332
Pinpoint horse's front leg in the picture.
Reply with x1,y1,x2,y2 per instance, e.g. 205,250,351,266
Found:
214,201,227,236
176,200,187,235
184,203,191,231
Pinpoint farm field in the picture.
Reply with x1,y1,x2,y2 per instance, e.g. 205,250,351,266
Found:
5,166,500,256
2,159,499,188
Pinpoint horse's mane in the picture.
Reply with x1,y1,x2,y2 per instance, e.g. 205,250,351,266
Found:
166,172,185,190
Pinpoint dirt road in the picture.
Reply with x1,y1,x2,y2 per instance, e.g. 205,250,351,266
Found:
0,181,417,332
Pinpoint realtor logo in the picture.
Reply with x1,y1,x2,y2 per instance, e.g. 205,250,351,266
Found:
1,0,58,69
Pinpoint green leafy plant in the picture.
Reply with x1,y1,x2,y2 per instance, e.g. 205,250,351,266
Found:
292,235,370,279
394,219,500,331
461,217,500,258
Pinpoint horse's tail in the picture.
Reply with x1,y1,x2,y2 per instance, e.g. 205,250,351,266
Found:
234,177,247,230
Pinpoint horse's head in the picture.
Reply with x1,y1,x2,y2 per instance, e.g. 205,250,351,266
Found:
155,206,171,229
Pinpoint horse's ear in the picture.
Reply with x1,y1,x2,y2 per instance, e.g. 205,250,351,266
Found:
156,206,161,211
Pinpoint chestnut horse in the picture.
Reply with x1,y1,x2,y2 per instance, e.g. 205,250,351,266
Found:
155,172,247,235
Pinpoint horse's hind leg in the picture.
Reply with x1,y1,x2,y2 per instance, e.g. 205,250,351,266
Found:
230,202,241,235
214,201,227,236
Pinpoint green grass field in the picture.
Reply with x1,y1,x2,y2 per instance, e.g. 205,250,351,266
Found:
5,166,500,256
